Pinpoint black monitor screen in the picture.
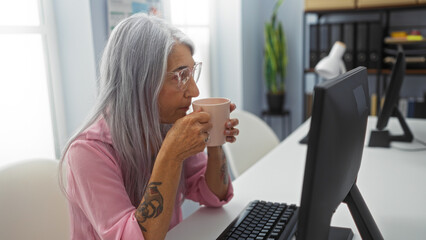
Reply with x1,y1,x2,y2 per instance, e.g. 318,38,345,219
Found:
368,51,413,148
298,67,383,240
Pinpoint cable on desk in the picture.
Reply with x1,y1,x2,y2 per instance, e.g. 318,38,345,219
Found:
390,138,426,151
414,138,426,146
392,146,426,152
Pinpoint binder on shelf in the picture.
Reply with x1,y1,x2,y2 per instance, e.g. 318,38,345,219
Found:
407,98,415,118
414,101,426,118
330,23,342,45
343,23,355,70
319,24,330,60
371,94,377,116
398,98,408,118
368,23,382,69
356,22,368,67
309,25,319,69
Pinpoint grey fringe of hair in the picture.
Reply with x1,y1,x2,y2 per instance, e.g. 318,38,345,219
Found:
59,13,195,207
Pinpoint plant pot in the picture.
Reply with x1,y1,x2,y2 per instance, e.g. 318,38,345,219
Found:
267,92,285,113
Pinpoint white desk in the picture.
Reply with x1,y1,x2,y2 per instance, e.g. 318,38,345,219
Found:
166,117,426,240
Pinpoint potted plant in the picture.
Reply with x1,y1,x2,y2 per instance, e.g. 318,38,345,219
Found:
264,0,287,113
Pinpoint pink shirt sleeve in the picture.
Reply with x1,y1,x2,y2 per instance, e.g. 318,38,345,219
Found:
183,152,234,207
67,140,144,240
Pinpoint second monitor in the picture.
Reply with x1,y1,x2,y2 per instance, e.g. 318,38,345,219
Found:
368,51,414,148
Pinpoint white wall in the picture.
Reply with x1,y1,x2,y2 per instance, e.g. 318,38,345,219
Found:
211,0,243,109
241,0,263,116
213,0,305,134
257,0,305,134
52,0,98,141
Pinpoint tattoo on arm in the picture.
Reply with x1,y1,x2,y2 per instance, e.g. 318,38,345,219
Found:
135,182,164,232
220,149,229,185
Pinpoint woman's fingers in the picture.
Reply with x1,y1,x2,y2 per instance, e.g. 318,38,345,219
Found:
226,118,239,128
224,128,239,136
230,103,237,113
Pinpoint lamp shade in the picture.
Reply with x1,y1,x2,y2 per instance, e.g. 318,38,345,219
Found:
315,41,347,79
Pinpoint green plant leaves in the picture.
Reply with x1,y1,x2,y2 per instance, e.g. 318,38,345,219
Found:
264,0,287,94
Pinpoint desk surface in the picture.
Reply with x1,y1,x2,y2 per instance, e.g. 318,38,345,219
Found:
166,117,426,240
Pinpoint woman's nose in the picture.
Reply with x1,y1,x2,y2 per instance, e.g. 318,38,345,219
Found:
185,77,200,98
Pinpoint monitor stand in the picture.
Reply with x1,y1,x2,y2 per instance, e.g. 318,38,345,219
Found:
299,132,309,144
368,107,414,148
344,184,384,240
328,227,353,240
296,183,381,240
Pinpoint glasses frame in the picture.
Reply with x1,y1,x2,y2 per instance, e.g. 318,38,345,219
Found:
168,62,202,91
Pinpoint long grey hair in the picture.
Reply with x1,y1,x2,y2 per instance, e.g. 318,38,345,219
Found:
59,13,194,207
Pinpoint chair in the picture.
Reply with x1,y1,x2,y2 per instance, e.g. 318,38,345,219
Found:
0,158,70,240
223,110,280,178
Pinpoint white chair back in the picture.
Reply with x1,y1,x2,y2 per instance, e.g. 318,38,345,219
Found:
0,158,70,240
223,110,280,178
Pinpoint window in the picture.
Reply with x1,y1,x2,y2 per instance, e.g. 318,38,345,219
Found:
170,0,211,100
0,0,62,163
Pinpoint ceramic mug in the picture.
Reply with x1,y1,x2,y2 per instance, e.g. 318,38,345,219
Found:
192,97,231,146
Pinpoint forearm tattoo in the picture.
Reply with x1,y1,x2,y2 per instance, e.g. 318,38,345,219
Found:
207,147,229,185
135,182,164,232
220,148,229,185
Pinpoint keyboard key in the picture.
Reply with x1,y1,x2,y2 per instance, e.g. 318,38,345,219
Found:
230,233,239,238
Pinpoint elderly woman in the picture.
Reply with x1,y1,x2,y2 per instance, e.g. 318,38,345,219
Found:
59,13,238,240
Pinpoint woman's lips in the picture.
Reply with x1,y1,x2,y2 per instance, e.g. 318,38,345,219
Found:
180,106,190,111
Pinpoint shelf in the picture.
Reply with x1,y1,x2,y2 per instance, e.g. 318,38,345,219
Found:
304,3,426,14
384,37,426,45
302,5,426,121
304,68,426,75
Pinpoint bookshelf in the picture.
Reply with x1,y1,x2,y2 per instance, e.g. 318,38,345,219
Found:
302,3,426,120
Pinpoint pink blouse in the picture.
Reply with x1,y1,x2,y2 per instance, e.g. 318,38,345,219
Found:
65,119,233,239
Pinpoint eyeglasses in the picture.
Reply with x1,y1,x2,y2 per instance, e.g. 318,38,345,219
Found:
168,62,202,91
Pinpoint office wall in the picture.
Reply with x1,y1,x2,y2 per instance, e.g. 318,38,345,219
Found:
217,0,305,133
258,0,305,133
241,0,263,116
52,0,97,141
89,0,109,74
211,0,244,109
213,0,305,133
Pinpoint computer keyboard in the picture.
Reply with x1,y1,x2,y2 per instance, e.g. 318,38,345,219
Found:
217,200,299,240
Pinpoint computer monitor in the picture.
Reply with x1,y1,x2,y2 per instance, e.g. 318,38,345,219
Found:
298,67,384,240
368,51,414,148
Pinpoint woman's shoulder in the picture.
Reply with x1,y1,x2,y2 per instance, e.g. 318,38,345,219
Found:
67,118,118,167
82,118,113,145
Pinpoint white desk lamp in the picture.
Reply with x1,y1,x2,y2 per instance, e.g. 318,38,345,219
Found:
315,41,347,79
300,41,348,144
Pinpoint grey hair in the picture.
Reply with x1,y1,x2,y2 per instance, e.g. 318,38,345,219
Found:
59,13,194,206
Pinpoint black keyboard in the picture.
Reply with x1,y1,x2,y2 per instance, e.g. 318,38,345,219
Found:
217,200,299,240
